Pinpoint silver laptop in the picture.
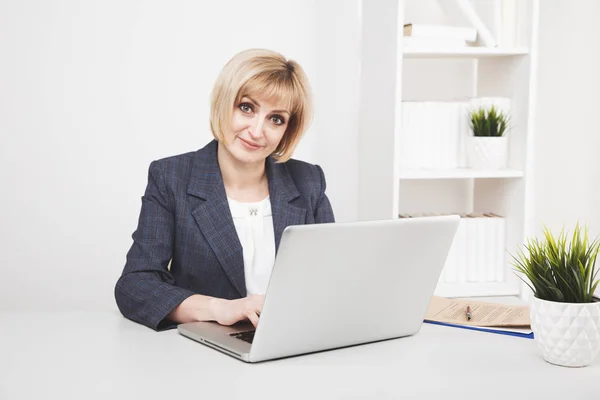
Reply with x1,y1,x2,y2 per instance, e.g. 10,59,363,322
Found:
178,215,460,363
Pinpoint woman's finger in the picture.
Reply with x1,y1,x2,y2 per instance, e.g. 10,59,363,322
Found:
253,295,265,310
246,311,259,328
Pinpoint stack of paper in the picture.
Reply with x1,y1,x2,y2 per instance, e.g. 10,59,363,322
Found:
424,296,533,338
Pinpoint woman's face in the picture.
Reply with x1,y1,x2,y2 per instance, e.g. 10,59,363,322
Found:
222,93,290,166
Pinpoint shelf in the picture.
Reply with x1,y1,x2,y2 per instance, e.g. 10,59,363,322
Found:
402,46,529,59
399,168,524,180
356,0,539,298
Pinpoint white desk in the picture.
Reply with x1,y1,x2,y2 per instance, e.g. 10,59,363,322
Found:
0,310,597,399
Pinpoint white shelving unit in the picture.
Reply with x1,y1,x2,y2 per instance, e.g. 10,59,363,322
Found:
403,46,529,59
357,0,539,298
398,168,524,180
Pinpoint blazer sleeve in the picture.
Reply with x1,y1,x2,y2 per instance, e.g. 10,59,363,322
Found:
314,165,335,224
115,161,196,331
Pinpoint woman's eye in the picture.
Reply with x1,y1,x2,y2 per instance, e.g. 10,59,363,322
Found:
239,103,253,113
271,115,285,125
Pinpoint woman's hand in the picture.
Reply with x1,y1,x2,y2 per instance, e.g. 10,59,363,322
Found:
211,294,265,327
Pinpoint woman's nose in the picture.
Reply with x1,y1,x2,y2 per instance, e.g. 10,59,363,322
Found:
248,117,265,139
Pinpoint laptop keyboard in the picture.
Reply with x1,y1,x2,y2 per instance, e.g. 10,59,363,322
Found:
229,330,255,344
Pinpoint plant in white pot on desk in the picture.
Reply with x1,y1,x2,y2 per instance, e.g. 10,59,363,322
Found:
511,224,600,367
466,105,510,170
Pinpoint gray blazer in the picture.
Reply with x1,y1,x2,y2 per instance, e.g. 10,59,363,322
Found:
115,140,335,330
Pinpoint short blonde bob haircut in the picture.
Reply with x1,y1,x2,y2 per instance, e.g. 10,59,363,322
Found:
210,48,313,162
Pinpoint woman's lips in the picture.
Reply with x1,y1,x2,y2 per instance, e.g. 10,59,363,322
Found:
239,137,263,150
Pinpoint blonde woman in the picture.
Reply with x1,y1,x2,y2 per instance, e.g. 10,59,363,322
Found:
115,49,335,331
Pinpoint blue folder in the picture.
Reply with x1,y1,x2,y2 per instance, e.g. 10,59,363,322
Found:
424,320,534,339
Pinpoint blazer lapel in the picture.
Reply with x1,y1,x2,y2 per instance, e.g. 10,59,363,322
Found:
188,141,246,297
186,140,309,298
265,157,308,252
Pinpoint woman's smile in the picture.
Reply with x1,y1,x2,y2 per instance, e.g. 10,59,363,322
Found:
238,136,263,151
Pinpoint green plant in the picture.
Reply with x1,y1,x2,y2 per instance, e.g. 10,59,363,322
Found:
511,224,600,303
469,105,510,137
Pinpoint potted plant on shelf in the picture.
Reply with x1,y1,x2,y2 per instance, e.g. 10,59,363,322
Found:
466,105,510,170
511,224,600,367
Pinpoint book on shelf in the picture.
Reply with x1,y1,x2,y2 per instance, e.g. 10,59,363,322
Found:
437,0,519,48
439,0,497,47
402,36,468,48
399,212,507,284
500,0,518,47
403,23,477,43
399,97,512,171
470,0,518,47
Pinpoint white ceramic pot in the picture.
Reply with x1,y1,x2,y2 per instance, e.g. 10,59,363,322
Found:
466,136,508,170
530,296,600,367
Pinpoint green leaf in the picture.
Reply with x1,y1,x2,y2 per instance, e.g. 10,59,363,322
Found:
469,105,511,137
510,223,599,303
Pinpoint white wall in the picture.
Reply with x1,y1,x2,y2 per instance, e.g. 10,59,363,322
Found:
0,0,332,311
314,0,361,223
532,0,600,238
5,0,598,312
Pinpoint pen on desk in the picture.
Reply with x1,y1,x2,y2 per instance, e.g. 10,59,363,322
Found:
466,306,472,321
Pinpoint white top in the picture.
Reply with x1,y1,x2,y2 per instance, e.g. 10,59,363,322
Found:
227,196,275,295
